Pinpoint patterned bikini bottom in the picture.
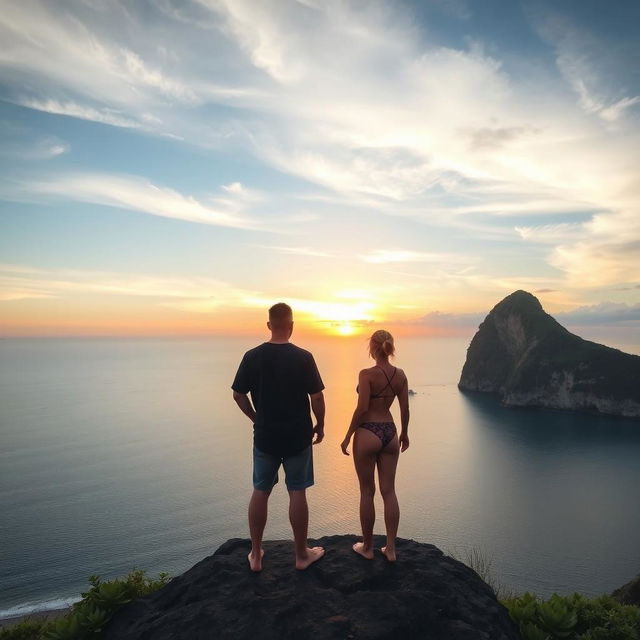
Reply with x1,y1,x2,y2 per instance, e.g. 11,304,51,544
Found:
357,422,397,448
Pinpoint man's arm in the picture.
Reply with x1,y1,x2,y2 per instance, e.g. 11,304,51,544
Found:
310,391,325,444
233,390,256,422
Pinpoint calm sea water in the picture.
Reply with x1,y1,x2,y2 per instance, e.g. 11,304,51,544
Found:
1,335,639,617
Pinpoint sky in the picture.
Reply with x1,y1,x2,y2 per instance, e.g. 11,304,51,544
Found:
0,0,639,341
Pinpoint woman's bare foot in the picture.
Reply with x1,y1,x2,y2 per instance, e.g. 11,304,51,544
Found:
381,546,396,562
295,546,325,570
352,542,374,559
248,549,264,572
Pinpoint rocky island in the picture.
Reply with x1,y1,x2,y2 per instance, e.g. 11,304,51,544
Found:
458,290,640,418
102,535,519,640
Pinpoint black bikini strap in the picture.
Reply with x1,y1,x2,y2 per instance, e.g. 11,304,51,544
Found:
375,366,397,394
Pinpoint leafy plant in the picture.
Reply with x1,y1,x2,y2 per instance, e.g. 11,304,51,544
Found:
503,592,640,640
0,569,170,640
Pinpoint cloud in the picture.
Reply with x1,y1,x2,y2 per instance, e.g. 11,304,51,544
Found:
413,310,485,328
360,250,476,264
549,209,640,287
599,96,640,123
530,7,640,123
20,99,142,129
0,0,638,293
0,263,258,308
556,302,640,326
411,301,640,331
514,222,583,243
255,245,333,258
3,172,265,230
468,126,538,151
0,134,70,160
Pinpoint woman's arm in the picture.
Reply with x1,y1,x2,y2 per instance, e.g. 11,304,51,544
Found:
340,369,370,455
397,372,410,452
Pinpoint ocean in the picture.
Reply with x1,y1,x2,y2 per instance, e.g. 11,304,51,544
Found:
1,335,639,618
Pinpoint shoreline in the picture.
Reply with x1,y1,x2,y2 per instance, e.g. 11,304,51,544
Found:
0,606,71,630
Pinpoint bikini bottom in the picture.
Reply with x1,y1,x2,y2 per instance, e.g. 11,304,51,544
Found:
357,422,397,448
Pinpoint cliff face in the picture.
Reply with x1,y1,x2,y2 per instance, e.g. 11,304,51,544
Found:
612,574,640,606
103,535,519,640
459,291,640,418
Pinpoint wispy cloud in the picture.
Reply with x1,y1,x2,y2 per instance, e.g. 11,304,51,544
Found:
411,301,640,330
530,8,640,123
20,99,142,129
556,301,640,325
514,222,583,243
0,263,258,307
360,250,476,265
3,173,265,230
0,134,69,160
255,245,333,258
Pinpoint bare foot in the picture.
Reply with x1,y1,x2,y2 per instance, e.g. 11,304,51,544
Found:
352,542,374,559
295,546,325,570
381,546,396,562
248,549,264,572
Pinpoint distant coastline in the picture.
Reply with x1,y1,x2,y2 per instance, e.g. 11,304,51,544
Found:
0,602,74,630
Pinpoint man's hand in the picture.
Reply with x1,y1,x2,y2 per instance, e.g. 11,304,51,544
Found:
312,424,324,445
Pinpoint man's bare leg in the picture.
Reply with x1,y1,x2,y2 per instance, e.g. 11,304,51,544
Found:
248,488,270,571
288,489,324,569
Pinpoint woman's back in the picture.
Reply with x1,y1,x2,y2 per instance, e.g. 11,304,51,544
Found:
359,364,407,422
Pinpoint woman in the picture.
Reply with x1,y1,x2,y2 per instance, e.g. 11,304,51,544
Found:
340,330,410,561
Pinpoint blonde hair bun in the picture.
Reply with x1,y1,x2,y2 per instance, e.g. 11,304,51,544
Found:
369,329,395,359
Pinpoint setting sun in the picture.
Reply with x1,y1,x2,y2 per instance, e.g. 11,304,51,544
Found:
334,322,358,336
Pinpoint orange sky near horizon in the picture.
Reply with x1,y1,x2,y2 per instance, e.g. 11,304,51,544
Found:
0,293,474,339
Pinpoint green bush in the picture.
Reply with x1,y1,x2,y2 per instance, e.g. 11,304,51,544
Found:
503,592,640,640
0,569,170,640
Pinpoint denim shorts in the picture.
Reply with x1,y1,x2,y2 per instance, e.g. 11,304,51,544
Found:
252,445,314,492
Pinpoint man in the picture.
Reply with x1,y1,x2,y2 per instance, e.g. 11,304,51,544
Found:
232,302,326,571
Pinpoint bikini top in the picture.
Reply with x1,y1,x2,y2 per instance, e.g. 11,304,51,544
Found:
356,366,398,399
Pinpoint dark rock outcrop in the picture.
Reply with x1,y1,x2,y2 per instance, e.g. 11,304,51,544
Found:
612,574,640,605
458,290,640,418
103,535,519,640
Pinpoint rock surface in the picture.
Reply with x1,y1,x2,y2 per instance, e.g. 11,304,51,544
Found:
458,290,640,418
612,574,640,605
103,535,519,640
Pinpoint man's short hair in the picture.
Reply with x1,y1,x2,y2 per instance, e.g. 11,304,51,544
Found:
269,302,293,329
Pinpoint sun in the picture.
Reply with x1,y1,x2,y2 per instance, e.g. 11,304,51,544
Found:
263,293,375,337
334,321,357,336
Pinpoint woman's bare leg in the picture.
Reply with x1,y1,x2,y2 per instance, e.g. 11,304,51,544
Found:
352,428,381,559
377,436,400,561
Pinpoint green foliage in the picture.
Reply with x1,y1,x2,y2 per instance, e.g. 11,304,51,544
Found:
0,620,50,640
0,569,170,640
503,592,640,640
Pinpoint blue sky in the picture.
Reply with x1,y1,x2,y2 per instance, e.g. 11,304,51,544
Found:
0,0,639,338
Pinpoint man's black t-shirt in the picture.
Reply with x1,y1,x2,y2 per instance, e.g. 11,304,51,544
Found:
231,342,324,457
